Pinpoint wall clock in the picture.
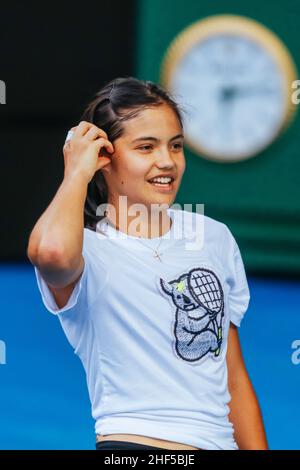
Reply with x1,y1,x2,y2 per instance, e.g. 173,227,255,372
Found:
160,15,297,162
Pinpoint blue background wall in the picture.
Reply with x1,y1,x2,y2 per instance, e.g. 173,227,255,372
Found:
0,264,299,449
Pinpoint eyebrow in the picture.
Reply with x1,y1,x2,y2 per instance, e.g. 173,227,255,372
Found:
131,133,184,143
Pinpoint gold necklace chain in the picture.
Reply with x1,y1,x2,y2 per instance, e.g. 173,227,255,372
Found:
134,237,164,262
104,216,166,262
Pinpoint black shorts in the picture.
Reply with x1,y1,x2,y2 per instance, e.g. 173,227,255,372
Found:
96,440,165,450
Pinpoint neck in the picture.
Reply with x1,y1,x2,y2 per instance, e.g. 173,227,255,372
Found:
105,198,172,239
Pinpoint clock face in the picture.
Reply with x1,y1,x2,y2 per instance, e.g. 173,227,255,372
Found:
161,16,297,161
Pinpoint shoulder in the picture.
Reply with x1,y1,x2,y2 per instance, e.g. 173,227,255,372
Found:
82,227,109,280
171,208,231,244
82,227,106,264
83,226,97,237
82,227,96,249
83,226,107,244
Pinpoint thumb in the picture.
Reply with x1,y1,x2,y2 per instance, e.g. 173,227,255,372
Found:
96,155,112,172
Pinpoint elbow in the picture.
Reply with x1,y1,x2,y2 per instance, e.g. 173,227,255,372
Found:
27,242,38,265
27,241,68,270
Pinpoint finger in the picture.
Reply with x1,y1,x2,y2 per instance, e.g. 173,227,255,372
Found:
65,129,75,144
84,127,107,142
64,124,89,144
74,121,94,137
93,137,114,155
75,121,108,139
99,147,113,157
85,125,108,140
96,155,112,171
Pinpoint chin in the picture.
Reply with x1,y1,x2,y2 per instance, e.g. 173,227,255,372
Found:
133,187,177,209
148,195,175,208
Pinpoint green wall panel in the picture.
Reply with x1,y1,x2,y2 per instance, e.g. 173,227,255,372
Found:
135,0,300,276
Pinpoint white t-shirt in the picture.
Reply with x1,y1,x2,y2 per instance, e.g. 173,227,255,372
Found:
33,208,250,450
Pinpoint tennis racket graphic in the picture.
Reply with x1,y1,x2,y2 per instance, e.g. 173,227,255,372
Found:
187,268,224,356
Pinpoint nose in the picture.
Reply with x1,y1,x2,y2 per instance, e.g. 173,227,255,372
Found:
182,294,191,304
155,147,176,170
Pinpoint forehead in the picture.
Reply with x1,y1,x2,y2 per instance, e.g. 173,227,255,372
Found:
121,103,182,139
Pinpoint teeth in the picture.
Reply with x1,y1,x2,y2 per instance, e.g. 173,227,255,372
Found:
150,177,172,184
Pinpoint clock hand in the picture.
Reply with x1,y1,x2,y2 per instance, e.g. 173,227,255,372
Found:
219,86,237,102
220,85,277,101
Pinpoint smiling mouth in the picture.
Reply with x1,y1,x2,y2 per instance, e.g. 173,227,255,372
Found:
147,181,174,192
147,177,175,190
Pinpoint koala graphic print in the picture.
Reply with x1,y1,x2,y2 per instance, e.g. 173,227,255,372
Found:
160,267,225,363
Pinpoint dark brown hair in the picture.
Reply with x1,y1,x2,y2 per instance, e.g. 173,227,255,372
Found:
80,76,185,230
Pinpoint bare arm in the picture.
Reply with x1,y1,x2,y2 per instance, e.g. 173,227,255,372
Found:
226,323,269,450
27,121,114,295
27,172,88,286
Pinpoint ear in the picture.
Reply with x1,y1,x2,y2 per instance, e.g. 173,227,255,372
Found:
100,161,112,175
160,278,173,295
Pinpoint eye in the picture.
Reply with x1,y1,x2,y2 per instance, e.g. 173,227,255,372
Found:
172,142,183,150
137,143,183,151
138,145,153,151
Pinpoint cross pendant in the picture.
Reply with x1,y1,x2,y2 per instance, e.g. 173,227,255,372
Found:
153,251,163,262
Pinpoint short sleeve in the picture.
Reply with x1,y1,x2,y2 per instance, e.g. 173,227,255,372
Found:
33,256,88,316
223,227,250,327
32,228,108,350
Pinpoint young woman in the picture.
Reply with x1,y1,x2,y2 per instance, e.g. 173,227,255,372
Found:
27,77,268,451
